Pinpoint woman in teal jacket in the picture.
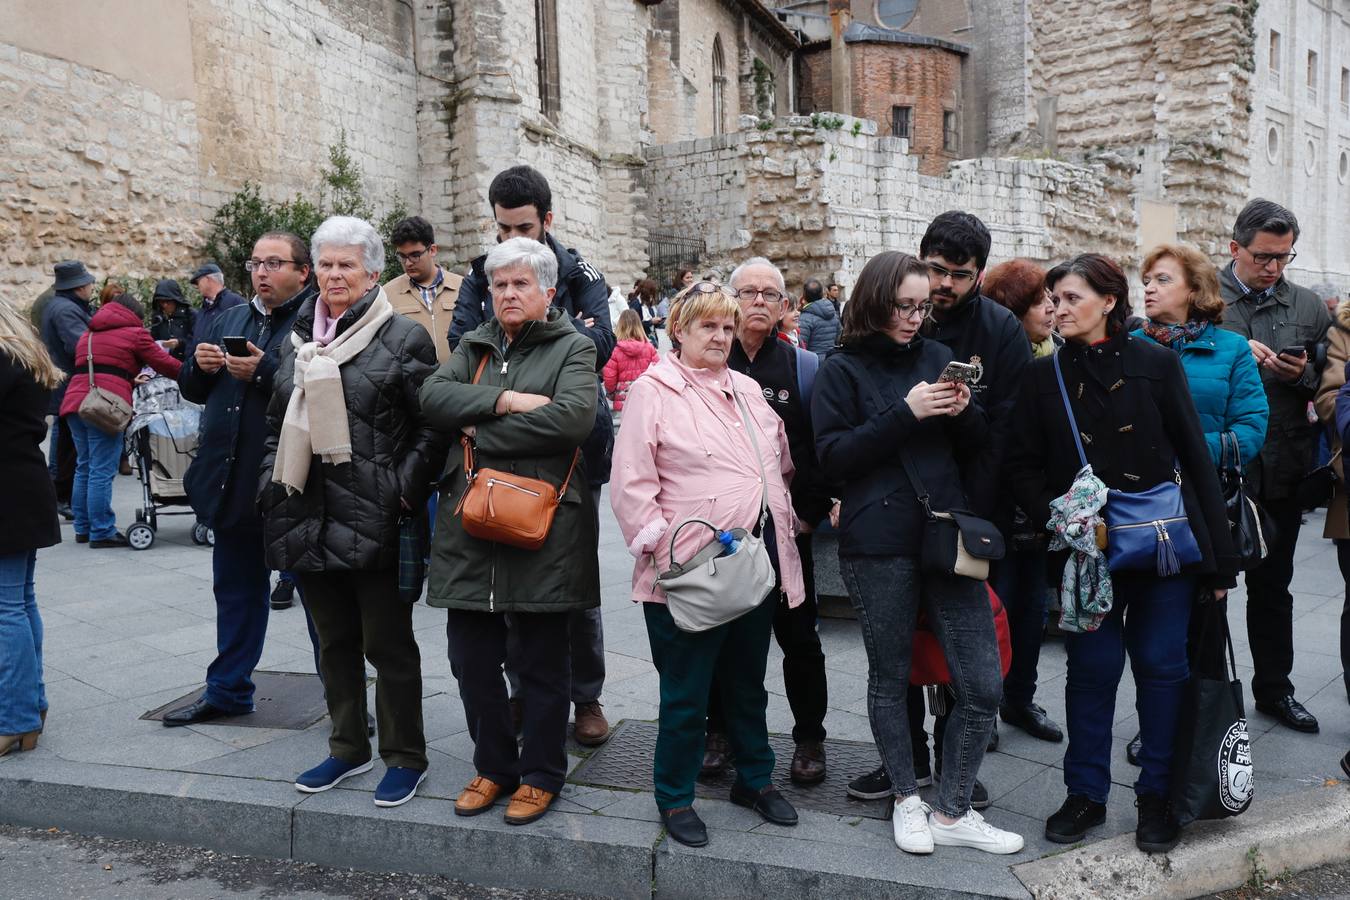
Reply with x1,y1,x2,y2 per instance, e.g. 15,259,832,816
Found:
1126,242,1268,766
1133,243,1268,467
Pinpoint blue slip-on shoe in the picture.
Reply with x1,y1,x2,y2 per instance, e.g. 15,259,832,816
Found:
374,766,428,808
294,756,374,793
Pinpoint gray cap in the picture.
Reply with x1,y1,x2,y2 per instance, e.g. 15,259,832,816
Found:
188,262,223,283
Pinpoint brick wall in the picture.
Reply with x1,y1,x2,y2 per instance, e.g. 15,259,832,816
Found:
848,42,962,176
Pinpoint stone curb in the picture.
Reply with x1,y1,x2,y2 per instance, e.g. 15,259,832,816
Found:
1012,783,1350,899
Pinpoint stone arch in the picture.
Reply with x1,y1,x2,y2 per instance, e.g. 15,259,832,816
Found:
712,34,726,135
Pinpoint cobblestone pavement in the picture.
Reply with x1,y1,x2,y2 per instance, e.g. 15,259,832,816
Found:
2,469,1347,898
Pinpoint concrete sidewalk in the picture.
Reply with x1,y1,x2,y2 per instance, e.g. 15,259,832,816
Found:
1,471,1347,898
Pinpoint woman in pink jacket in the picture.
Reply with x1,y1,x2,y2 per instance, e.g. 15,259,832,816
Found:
610,282,804,849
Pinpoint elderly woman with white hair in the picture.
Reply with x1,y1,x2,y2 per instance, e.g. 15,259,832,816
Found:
419,236,599,827
261,215,446,808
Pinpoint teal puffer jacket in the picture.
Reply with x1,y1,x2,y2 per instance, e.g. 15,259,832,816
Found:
1133,322,1268,468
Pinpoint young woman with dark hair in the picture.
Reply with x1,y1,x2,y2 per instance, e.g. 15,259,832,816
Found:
1005,253,1238,854
813,251,1022,857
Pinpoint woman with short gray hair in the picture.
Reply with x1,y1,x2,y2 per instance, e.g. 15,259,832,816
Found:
419,236,599,827
261,215,448,809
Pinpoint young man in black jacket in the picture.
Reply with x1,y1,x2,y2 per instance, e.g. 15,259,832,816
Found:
447,165,616,746
162,233,318,727
698,257,834,784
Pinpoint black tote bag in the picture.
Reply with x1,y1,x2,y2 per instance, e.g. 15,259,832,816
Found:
1170,599,1253,826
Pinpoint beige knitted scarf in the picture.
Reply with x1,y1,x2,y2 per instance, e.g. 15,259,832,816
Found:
272,288,394,494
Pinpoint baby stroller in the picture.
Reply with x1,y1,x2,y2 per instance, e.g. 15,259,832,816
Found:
124,375,211,551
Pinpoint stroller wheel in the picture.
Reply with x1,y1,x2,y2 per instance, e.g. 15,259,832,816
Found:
205,527,215,547
191,523,208,545
127,523,155,551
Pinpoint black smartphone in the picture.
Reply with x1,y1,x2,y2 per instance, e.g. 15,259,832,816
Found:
222,336,250,356
1277,344,1308,359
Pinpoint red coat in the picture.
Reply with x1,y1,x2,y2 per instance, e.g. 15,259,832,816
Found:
602,338,658,411
60,302,182,417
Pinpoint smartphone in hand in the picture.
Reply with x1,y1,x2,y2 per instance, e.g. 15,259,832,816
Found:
222,336,250,356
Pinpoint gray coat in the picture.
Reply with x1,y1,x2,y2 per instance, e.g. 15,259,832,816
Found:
39,290,92,411
1218,264,1332,499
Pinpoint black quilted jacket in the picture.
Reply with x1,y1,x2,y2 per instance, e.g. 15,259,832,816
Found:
259,287,450,573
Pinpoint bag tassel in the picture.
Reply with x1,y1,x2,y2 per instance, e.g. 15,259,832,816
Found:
1156,522,1181,577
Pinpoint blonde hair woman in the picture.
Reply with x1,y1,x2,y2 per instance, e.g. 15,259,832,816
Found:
0,299,64,755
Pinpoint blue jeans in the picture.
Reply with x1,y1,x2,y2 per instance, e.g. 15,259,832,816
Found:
1063,573,1194,802
0,551,46,734
204,526,271,713
67,415,123,540
842,556,1002,818
990,547,1052,709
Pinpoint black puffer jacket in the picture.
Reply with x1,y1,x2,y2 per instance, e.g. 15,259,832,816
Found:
813,333,988,557
260,287,449,573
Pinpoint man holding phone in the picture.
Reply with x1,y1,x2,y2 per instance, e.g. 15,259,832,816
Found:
1219,198,1331,735
162,233,319,727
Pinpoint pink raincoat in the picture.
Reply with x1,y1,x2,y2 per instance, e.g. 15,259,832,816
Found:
609,352,804,607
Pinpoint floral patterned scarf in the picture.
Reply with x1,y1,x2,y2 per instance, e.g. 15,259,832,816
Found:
1142,319,1207,348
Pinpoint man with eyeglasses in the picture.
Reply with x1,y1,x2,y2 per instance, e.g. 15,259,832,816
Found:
385,216,463,363
1218,198,1331,735
163,232,320,727
696,258,834,785
447,164,617,747
853,212,1033,806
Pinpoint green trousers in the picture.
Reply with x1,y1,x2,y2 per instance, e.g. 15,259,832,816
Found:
643,595,776,810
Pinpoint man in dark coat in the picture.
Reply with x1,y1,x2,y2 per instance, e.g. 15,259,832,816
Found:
148,279,196,362
1218,198,1331,735
39,260,96,517
446,165,617,746
188,262,246,360
161,233,318,726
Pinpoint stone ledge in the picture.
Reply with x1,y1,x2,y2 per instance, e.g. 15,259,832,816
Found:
1012,783,1350,899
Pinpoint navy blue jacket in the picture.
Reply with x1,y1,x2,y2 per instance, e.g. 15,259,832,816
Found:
448,231,616,484
798,300,841,355
813,333,988,557
179,286,315,529
188,289,247,359
39,290,92,411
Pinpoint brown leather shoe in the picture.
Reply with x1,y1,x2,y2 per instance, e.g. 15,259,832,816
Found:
573,701,611,746
789,740,827,785
455,776,512,817
701,732,731,776
504,785,556,825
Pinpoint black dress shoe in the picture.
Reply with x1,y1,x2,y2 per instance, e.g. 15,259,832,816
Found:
729,783,798,826
90,533,129,549
1045,794,1107,843
1255,696,1320,733
1135,793,1180,853
75,534,89,544
1126,731,1142,766
161,698,238,728
1000,703,1064,743
58,502,74,521
661,806,709,847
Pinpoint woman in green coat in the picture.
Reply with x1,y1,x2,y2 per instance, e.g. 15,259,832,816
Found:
419,237,599,827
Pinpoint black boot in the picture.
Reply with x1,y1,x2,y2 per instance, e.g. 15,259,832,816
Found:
1135,793,1180,853
1045,794,1106,843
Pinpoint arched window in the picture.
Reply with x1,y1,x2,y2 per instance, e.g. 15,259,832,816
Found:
712,35,726,136
535,0,561,121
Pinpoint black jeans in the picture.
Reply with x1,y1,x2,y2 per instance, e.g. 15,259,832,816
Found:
989,547,1050,709
1336,541,1350,702
448,609,571,794
842,556,1001,818
1244,494,1303,703
300,569,427,771
707,531,828,743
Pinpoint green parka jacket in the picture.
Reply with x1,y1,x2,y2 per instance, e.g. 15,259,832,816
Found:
419,308,600,613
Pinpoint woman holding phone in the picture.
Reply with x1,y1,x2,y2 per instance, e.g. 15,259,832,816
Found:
812,251,1019,857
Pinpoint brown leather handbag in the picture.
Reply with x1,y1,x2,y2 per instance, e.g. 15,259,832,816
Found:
451,352,580,550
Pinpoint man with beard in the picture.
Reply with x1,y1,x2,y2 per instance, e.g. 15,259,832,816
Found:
845,212,1034,808
162,233,319,726
447,165,616,746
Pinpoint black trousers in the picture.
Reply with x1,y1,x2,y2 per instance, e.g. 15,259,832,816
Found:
300,569,427,770
1335,541,1350,702
1244,495,1304,703
51,415,76,503
708,531,828,743
448,609,571,794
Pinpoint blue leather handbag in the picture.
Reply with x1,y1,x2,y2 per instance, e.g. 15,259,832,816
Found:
1053,351,1202,576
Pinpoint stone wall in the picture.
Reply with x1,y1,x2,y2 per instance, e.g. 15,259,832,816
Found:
643,115,1135,293
965,0,1032,154
0,0,420,300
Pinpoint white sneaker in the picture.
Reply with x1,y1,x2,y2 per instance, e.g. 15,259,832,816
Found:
929,808,1024,855
893,795,934,854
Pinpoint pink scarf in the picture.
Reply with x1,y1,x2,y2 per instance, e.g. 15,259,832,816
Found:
311,297,342,347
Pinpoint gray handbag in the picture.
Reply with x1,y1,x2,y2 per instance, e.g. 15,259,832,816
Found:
655,390,778,632
76,332,134,435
